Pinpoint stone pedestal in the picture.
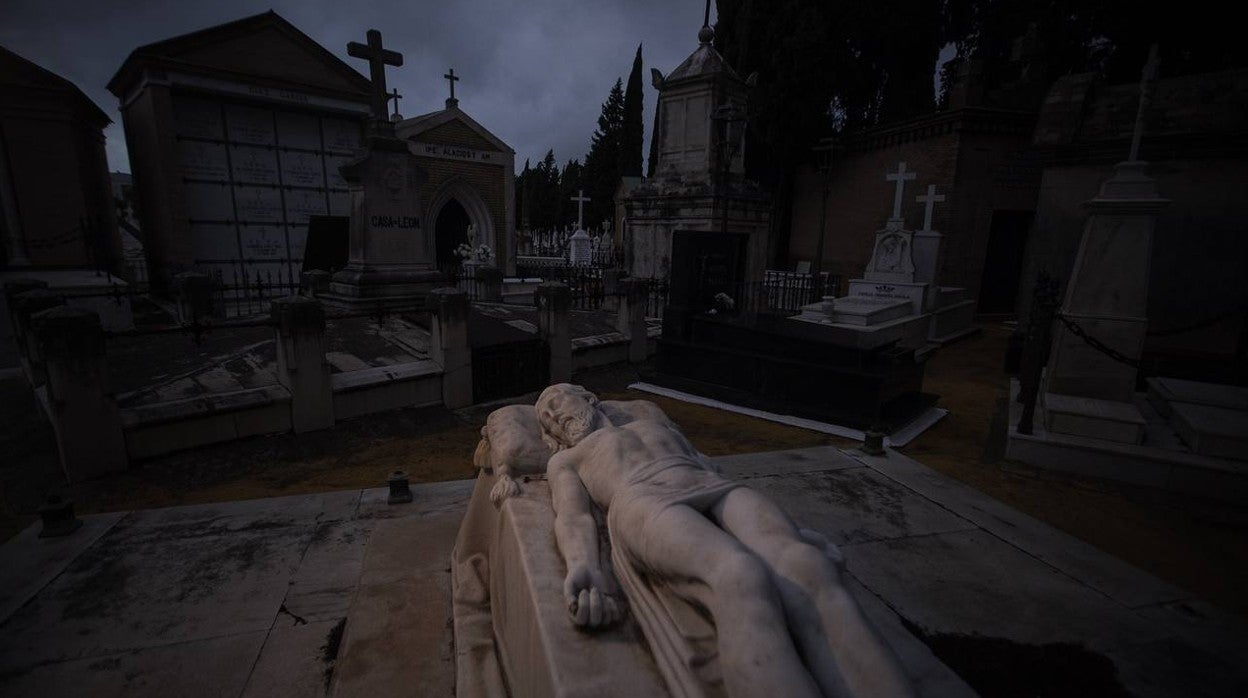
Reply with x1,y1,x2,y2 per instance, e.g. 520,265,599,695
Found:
601,268,624,313
476,267,504,303
616,279,648,364
430,288,472,409
301,269,332,297
536,282,571,384
325,130,444,309
271,296,334,433
12,289,64,386
32,306,128,481
1044,161,1169,443
175,271,214,323
568,229,591,266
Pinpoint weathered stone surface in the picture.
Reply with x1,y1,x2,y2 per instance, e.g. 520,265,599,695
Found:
748,467,976,546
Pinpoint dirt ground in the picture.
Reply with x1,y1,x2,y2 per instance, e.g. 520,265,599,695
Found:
2,324,1245,616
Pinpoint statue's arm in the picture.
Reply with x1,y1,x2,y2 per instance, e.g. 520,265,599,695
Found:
548,451,622,628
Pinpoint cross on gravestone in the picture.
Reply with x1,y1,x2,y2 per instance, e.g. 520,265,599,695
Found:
347,30,403,121
387,88,403,121
916,184,946,233
570,190,591,229
1128,43,1161,162
444,68,460,106
885,161,918,222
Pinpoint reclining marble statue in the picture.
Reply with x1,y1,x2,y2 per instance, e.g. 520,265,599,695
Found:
454,384,915,698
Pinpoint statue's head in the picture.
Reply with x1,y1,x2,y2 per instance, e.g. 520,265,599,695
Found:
536,383,604,451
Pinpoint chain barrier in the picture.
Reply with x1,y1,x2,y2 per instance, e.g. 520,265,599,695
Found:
1055,313,1143,369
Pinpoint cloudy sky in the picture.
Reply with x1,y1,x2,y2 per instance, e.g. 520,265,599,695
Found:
1,0,716,175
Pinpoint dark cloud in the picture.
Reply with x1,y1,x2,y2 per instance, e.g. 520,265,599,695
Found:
0,0,715,174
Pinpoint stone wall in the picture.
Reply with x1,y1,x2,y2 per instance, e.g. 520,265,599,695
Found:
788,108,1038,304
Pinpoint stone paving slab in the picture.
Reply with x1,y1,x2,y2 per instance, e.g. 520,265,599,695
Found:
0,629,268,698
0,510,126,623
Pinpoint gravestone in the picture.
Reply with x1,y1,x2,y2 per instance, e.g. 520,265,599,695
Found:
847,163,934,315
1043,47,1169,444
324,30,444,308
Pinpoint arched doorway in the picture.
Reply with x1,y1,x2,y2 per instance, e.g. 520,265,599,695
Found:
435,198,471,273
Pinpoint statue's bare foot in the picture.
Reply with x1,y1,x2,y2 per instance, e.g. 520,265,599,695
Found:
490,474,521,508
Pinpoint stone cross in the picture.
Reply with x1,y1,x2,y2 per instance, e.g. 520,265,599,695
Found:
885,161,917,222
347,29,403,122
387,88,403,121
444,68,460,105
570,190,591,229
916,184,946,233
1128,43,1161,162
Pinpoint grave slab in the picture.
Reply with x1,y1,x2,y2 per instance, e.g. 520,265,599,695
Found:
1146,376,1248,417
1168,401,1248,461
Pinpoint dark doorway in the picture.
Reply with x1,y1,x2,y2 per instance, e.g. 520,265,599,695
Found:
435,199,471,273
302,215,349,274
669,231,746,310
977,210,1034,315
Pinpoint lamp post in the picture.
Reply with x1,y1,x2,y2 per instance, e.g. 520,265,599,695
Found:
811,136,834,302
709,103,747,306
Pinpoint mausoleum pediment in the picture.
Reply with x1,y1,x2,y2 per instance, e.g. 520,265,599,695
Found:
107,11,372,99
397,108,513,155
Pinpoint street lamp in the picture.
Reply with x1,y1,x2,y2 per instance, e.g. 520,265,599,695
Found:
811,136,834,301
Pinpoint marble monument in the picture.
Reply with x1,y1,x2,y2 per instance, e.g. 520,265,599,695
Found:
454,384,915,698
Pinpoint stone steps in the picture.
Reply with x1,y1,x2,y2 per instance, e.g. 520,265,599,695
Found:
1043,392,1147,444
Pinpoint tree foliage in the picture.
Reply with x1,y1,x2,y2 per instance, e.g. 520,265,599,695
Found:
621,44,646,178
582,78,626,228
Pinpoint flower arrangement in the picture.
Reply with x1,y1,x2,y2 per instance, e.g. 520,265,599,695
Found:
707,292,736,315
456,242,494,264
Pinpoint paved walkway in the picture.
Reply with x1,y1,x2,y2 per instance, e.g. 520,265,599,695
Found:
1,446,1244,697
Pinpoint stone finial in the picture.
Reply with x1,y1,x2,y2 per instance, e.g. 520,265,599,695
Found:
270,295,326,334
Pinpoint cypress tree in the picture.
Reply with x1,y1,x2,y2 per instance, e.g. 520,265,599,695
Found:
621,44,645,178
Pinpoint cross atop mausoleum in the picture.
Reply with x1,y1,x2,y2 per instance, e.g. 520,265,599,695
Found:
885,161,918,223
916,184,946,233
570,190,591,230
444,68,460,107
347,29,403,121
387,88,402,122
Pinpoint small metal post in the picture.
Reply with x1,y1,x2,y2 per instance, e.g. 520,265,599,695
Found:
860,431,886,456
387,470,413,504
38,494,83,538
